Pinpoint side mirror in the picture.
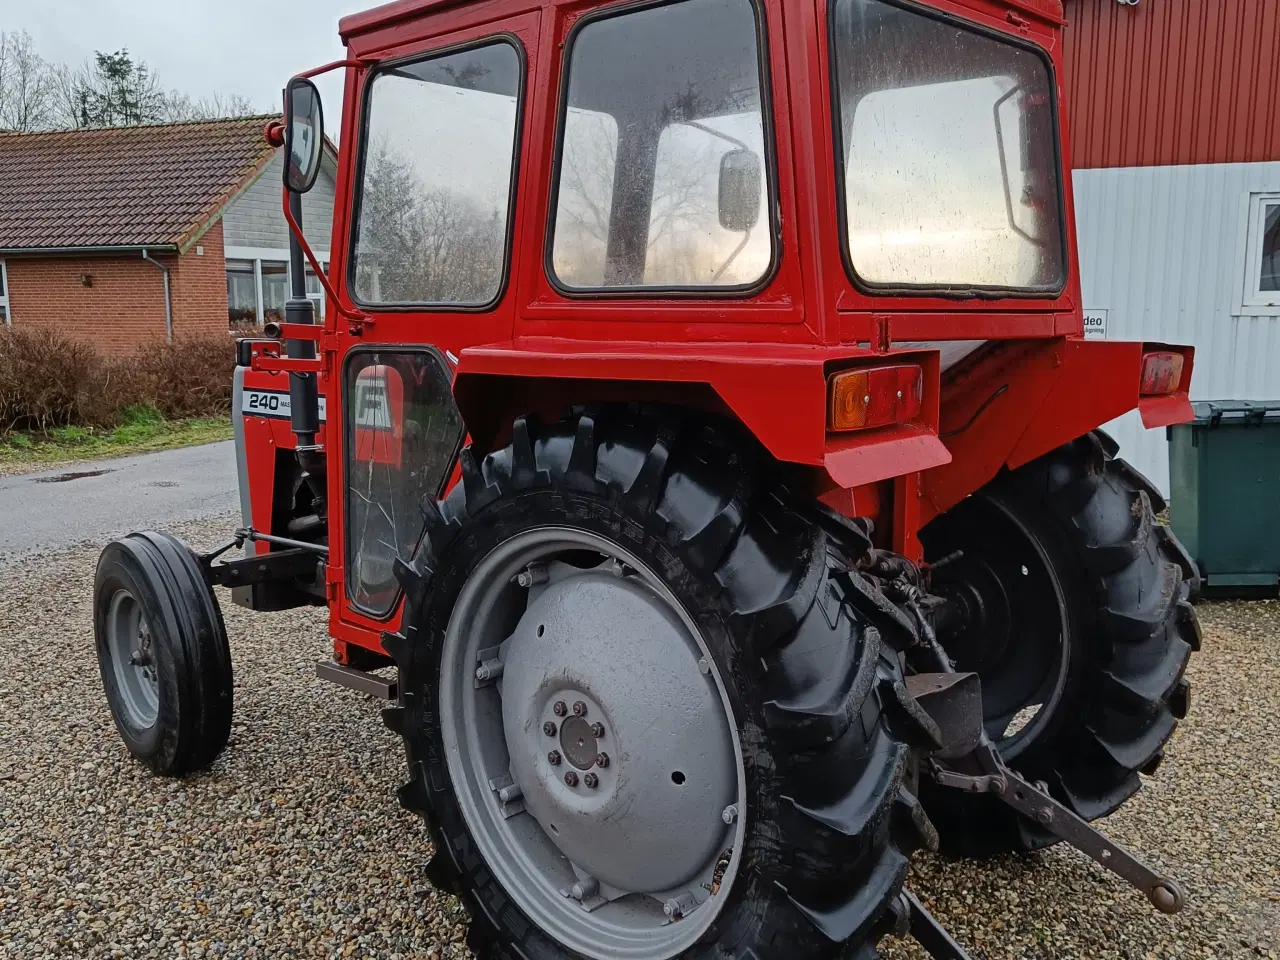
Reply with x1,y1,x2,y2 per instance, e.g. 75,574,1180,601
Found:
284,78,324,194
718,148,762,233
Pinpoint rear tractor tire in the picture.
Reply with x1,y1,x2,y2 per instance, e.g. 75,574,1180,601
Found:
381,410,938,960
93,532,234,776
920,431,1200,855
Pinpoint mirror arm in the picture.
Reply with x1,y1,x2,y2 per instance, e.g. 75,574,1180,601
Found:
993,84,1043,248
280,186,370,327
294,57,373,81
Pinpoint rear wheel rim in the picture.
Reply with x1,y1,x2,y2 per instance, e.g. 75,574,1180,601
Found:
105,589,160,730
438,527,747,960
928,495,1072,758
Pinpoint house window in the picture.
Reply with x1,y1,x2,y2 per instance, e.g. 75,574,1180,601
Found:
0,259,10,324
225,250,330,327
1244,193,1280,310
261,261,289,324
227,259,257,327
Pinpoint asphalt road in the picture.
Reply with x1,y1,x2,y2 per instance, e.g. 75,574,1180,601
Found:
0,441,239,563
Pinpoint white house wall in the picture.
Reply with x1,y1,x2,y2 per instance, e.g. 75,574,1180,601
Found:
223,151,337,253
1073,161,1280,495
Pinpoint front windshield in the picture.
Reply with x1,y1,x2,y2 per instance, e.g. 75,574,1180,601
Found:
831,0,1065,292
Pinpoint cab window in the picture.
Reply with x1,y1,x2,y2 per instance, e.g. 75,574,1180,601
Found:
350,41,523,307
831,0,1066,292
550,0,774,292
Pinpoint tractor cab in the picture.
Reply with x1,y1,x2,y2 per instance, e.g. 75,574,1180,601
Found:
93,1,1202,958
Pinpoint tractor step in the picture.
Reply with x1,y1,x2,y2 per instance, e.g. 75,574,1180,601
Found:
316,660,397,700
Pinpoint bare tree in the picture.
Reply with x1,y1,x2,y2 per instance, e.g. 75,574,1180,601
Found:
354,144,507,304
0,31,55,131
163,90,258,122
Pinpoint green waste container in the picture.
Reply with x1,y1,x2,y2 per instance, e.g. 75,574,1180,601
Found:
1168,401,1280,591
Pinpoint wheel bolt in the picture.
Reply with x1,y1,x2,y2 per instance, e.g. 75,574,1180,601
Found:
590,722,605,738
543,721,557,737
564,772,579,787
572,701,587,717
722,804,738,825
595,753,610,769
553,701,567,717
584,773,599,789
548,750,562,766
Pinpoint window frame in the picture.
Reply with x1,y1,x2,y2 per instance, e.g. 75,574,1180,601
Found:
826,0,1070,300
0,259,9,325
1242,192,1280,313
345,34,528,314
543,0,783,300
225,247,332,326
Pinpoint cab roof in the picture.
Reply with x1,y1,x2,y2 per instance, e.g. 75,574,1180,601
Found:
340,0,1064,43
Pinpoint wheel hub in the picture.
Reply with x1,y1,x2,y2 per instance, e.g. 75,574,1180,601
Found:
501,570,736,895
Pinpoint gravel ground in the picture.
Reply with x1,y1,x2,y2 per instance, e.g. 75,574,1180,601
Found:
1,513,1276,959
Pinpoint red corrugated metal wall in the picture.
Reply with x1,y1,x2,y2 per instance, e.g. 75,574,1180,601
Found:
1063,0,1280,169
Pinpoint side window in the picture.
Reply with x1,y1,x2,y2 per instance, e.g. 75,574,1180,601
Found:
0,260,9,324
351,41,523,307
550,0,773,291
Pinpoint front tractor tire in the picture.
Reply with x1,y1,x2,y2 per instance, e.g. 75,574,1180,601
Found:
381,411,936,960
921,432,1200,855
93,532,233,776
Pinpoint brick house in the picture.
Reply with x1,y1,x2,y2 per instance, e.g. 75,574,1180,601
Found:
0,117,337,354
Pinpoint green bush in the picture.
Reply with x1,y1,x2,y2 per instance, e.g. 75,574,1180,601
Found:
0,330,235,435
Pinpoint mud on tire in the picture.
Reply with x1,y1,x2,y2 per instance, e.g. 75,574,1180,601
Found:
381,409,936,959
921,431,1200,855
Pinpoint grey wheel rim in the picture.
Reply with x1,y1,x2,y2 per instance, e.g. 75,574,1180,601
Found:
105,589,160,730
438,527,747,960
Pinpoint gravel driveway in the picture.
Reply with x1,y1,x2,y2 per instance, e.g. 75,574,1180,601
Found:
1,513,1276,959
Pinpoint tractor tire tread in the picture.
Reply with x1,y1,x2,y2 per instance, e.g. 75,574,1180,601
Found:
386,407,923,959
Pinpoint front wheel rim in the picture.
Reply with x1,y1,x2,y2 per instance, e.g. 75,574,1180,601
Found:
437,527,747,960
104,589,160,730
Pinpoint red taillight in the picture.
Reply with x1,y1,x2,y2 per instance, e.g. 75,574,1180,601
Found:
829,365,923,431
1140,351,1185,396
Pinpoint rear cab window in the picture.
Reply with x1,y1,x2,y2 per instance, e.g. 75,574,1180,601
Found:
830,0,1066,294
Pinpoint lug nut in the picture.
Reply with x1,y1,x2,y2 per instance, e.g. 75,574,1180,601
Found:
663,898,683,919
564,772,579,787
590,722,605,738
543,721,557,737
722,804,738,825
584,772,599,789
553,701,568,717
572,701,587,717
547,750,562,766
595,752,610,769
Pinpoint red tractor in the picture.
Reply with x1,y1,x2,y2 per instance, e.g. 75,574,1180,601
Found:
93,0,1201,956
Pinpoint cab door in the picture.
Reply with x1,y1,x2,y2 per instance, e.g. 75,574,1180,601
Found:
326,11,539,631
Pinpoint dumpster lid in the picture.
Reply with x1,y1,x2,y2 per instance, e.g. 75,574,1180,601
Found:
1190,400,1280,425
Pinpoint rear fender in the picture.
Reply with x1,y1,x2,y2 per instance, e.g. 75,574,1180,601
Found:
922,338,1193,521
451,341,951,488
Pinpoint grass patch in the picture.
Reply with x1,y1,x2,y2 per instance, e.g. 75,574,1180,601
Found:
0,415,232,470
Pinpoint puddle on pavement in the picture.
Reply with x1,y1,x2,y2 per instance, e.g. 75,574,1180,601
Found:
33,469,113,484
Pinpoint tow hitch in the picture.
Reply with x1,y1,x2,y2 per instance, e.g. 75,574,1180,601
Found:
899,670,1186,959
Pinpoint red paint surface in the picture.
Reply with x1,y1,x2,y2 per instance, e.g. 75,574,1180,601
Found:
1063,0,1280,168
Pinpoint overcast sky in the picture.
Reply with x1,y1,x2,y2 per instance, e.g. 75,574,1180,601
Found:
0,0,368,128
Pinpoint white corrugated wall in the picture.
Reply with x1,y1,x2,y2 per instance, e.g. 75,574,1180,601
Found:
1073,161,1280,495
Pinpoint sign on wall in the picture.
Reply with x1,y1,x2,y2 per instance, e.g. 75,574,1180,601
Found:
1083,309,1109,339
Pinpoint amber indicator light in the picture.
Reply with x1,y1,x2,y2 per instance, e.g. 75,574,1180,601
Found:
828,365,923,432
